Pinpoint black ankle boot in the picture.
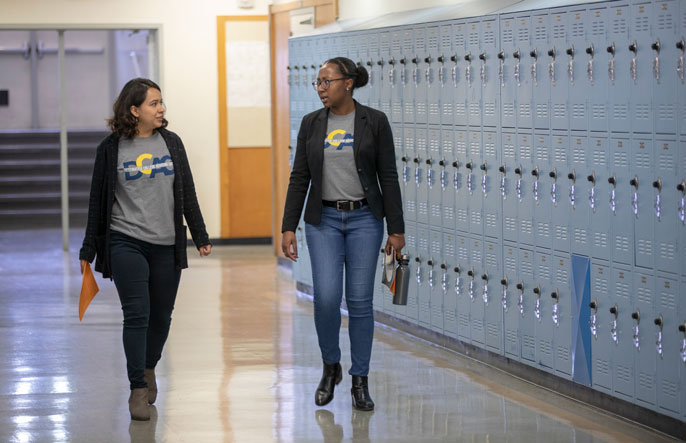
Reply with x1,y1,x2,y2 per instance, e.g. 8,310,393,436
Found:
351,375,374,411
315,362,342,406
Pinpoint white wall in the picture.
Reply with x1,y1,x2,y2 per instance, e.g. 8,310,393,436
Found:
1,0,271,239
338,0,462,21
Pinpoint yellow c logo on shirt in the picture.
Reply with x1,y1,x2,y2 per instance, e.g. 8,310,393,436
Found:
326,129,347,147
136,153,153,175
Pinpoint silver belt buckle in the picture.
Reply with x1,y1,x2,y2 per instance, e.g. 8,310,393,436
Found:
336,200,352,211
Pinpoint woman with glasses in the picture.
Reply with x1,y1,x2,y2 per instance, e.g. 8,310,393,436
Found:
281,57,405,411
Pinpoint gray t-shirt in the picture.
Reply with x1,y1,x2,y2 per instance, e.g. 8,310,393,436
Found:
322,110,365,201
110,132,176,245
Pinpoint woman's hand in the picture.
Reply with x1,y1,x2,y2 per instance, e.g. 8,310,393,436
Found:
385,234,405,259
199,244,212,256
80,260,88,275
281,231,298,261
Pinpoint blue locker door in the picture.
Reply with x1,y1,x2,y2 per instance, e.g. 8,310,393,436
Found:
590,262,612,393
484,240,503,354
654,139,679,275
426,26,441,126
533,12,551,131
355,33,370,106
610,137,634,266
468,130,484,237
415,128,429,225
534,134,553,250
443,231,458,337
590,136,611,261
439,24,454,126
633,137,655,269
653,0,680,135
481,18,499,128
428,127,442,228
535,251,554,371
414,26,428,125
470,237,485,346
517,133,535,246
634,272,657,408
500,16,517,129
378,31,392,119
391,29,404,124
454,130,469,232
519,248,536,362
570,135,591,256
456,235,471,342
417,225,431,326
655,277,681,417
429,230,444,332
588,6,610,133
502,132,518,242
515,14,533,129
482,131,500,239
612,266,635,402
503,244,520,359
551,134,571,252
629,2,653,134
550,9,570,131
453,22,468,126
441,129,456,231
403,126,417,223
368,31,381,111
553,255,573,377
608,3,631,134
405,223,418,322
401,29,415,124
568,8,589,132
466,20,482,127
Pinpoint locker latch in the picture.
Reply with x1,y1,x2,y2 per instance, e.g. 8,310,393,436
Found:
413,157,422,185
426,158,434,189
610,304,619,345
464,52,472,87
452,160,461,191
585,44,594,86
437,55,445,87
467,268,476,301
548,47,556,86
454,265,462,297
566,45,575,86
587,171,596,213
630,176,639,218
678,39,685,83
479,52,486,85
401,156,410,183
439,160,447,189
296,226,303,249
500,277,509,312
412,55,419,88
440,263,449,294
607,42,616,84
608,174,617,215
366,60,373,88
498,50,505,87
499,165,507,199
424,56,432,88
530,49,538,86
387,58,395,88
629,41,638,84
589,301,599,340
311,64,317,87
531,166,540,204
677,180,686,224
480,161,488,196
515,165,523,201
286,65,292,86
651,39,660,83
568,169,576,209
399,57,407,87
533,285,541,321
679,322,686,363
427,259,435,288
654,315,664,359
292,65,299,86
513,49,521,87
652,178,662,221
632,310,641,351
549,169,558,207
481,273,489,305
466,161,474,195
450,54,458,87
302,65,309,87
551,290,559,326
415,256,423,284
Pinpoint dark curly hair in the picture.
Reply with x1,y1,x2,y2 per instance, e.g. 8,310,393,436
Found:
107,78,168,138
323,57,369,95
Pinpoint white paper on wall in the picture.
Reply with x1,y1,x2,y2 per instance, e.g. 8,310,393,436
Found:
225,41,270,108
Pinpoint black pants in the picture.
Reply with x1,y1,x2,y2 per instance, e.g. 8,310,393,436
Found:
109,231,181,389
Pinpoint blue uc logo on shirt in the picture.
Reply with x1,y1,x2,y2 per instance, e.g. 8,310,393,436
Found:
324,130,354,150
123,153,174,181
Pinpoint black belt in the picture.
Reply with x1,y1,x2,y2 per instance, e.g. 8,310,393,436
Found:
322,199,368,211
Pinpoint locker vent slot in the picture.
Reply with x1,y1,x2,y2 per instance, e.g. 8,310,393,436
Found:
536,146,549,162
392,103,402,116
634,14,650,33
634,104,650,121
613,104,628,120
488,324,500,339
504,140,515,158
444,242,455,256
505,256,517,274
538,262,551,280
486,250,498,267
506,330,518,346
592,149,606,166
614,235,630,252
505,217,517,233
429,137,440,153
521,260,533,278
523,335,536,352
615,281,629,299
473,320,484,334
591,19,605,36
537,222,550,238
556,268,569,284
431,239,441,256
484,140,496,157
456,138,467,155
617,365,631,384
459,313,470,328
539,339,553,357
517,25,529,42
572,104,586,120
381,103,390,115
441,32,451,49
553,104,567,119
658,105,675,122
469,30,479,47
457,243,468,261
637,239,653,257
534,24,547,41
656,13,674,31
454,32,465,48
418,202,428,216
455,103,466,117
486,214,498,230
660,291,676,310
521,219,533,236
552,23,565,40
634,151,650,169
519,143,532,160
554,147,567,163
428,32,438,50
612,16,627,34
594,232,608,249
659,242,676,263
596,358,610,375
406,200,416,213
555,226,568,241
407,234,416,249
484,103,496,117
594,276,608,294
502,28,514,43
592,104,606,120
638,372,654,390
557,346,570,362
417,136,427,152
503,103,515,118
444,207,455,220
418,236,428,251
613,151,628,168
456,209,468,225
573,147,585,165
536,104,548,119
471,212,482,228
445,310,456,322
470,103,480,118
519,104,532,118
658,153,673,170
417,102,427,117
443,139,454,154
661,379,677,399
442,103,453,116
429,103,440,118
637,287,652,305
471,248,482,264
431,204,441,218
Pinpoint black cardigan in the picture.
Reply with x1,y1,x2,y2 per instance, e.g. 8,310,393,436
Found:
79,128,210,278
281,101,404,235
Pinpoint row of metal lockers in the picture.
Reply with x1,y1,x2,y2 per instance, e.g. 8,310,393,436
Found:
287,0,686,422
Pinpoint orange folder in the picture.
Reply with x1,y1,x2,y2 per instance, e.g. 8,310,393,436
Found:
79,262,99,321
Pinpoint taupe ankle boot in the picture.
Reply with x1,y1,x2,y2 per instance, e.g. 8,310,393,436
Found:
143,368,157,405
129,387,150,421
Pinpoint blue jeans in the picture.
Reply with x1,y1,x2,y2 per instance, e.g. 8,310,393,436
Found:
306,205,383,376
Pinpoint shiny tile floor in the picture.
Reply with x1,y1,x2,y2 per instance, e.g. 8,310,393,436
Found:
0,229,675,443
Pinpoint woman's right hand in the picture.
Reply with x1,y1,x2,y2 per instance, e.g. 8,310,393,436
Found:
281,231,298,261
80,260,88,275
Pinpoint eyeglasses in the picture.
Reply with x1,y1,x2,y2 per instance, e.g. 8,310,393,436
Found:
312,78,347,90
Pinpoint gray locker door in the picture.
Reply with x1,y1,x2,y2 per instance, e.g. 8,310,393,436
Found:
553,255,572,377
681,278,686,422
654,139,679,275
402,28,416,123
467,20,482,127
393,123,405,205
653,0,680,135
416,127,429,226
570,135,591,256
368,31,381,111
681,4,686,137
588,6,610,133
470,237,485,346
634,272,657,407
612,266,635,402
391,29,404,124
453,22,468,126
378,31,392,119
403,126,417,223
516,14,533,129
501,16,517,129
484,240,503,354
519,248,536,362
608,3,631,134
355,33,370,106
590,136,610,261
428,127,442,228
517,133,535,246
441,129,456,231
532,12,551,131
681,139,686,278
429,230,444,332
590,261,612,392
414,26,428,125
405,223,419,322
482,18,499,128
456,235,472,342
483,131,501,239
610,137,634,265
550,8,570,131
427,26,441,126
439,24,454,126
551,134,571,252
633,137,654,269
629,2,653,134
568,7,589,132
455,130,469,232
535,251,554,370
655,277,680,417
503,244,520,359
468,130,484,237
502,132,519,242
443,231,458,337
417,226,430,326
534,134,553,250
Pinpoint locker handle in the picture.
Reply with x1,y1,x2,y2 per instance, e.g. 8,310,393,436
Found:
654,315,663,328
356,61,362,68
677,181,686,193
566,45,574,58
366,61,372,67
454,265,461,274
301,65,307,70
288,145,293,151
516,282,524,291
440,263,447,270
450,54,458,62
568,171,576,182
606,42,615,56
479,52,486,61
297,227,302,232
293,66,300,70
412,56,419,64
401,156,409,162
610,305,618,316
652,178,662,191
629,41,637,54
679,323,686,333
439,160,446,166
513,49,520,60
480,162,487,171
310,64,316,69
424,56,432,63
452,161,459,168
547,47,556,59
388,59,395,65
481,273,488,281
377,59,384,66
530,49,537,59
467,269,475,277
499,165,506,174
464,53,472,62
413,157,420,163
551,291,558,300
400,57,407,65
549,170,557,179
531,168,539,178
438,55,445,63
500,278,508,287
533,286,540,295
585,44,594,58
497,50,505,60
466,161,473,170
632,311,640,322
514,166,522,176
286,66,291,71
587,172,596,184
678,39,685,52
426,159,433,165
415,257,422,263
589,301,597,310
608,175,616,187
651,39,660,54
630,176,639,189
427,260,434,267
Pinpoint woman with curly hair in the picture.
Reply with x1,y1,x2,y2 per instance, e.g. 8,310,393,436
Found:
79,78,211,421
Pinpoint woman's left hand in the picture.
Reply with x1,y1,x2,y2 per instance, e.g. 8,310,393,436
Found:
385,234,405,260
199,244,212,257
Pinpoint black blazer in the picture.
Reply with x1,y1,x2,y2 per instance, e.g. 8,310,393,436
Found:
282,101,404,235
79,128,210,278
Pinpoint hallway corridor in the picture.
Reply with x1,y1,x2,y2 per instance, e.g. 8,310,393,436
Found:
0,230,673,442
